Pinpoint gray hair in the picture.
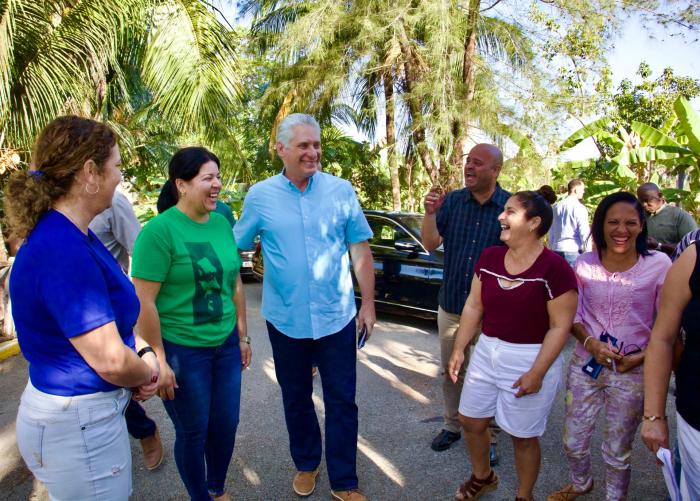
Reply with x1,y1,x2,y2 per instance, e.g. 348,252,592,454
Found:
276,113,320,147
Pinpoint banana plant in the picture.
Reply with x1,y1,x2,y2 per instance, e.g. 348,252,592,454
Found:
558,97,700,211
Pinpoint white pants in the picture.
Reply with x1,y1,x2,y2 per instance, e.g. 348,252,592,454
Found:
16,380,132,501
459,334,562,438
678,412,700,501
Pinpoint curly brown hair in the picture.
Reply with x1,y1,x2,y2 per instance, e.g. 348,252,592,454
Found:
4,116,117,239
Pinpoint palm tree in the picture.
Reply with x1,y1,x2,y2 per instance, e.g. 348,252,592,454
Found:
241,0,552,206
0,0,242,167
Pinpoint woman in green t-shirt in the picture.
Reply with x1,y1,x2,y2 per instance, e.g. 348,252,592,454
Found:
132,147,251,501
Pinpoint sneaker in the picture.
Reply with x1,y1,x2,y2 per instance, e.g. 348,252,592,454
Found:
489,443,499,467
330,489,368,501
547,481,594,501
431,429,461,451
293,468,320,497
141,429,164,471
454,470,498,500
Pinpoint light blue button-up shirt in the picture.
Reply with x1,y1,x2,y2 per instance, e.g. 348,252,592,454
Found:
234,171,372,339
548,195,591,253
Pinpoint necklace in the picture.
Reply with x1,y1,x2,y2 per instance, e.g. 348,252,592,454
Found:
53,207,87,234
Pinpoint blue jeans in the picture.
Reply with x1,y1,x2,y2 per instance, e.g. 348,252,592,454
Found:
555,251,579,267
267,318,358,491
125,400,156,440
162,331,242,501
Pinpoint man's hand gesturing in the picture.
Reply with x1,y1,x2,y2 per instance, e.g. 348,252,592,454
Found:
424,186,445,215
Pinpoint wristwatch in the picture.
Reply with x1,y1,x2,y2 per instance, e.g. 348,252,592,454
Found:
642,415,666,421
239,336,251,345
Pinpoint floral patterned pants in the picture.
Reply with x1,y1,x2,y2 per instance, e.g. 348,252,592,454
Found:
562,354,644,501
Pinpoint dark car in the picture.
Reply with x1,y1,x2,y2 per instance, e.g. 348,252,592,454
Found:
238,247,256,280
252,210,444,317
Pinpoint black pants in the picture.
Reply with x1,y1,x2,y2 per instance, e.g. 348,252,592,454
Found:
125,400,156,439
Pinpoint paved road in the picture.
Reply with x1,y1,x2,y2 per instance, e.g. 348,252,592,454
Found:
0,282,674,500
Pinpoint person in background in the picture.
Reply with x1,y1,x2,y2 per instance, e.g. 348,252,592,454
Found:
641,241,700,501
548,179,591,266
421,143,510,461
548,192,671,501
90,190,164,471
6,115,158,500
448,189,577,501
132,147,251,501
637,183,697,256
234,113,375,501
214,200,236,227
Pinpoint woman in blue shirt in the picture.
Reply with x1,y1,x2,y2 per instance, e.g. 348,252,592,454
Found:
5,116,159,500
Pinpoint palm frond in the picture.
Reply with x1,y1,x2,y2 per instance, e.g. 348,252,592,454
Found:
142,0,241,134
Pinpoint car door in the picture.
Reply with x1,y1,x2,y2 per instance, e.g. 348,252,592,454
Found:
366,215,435,311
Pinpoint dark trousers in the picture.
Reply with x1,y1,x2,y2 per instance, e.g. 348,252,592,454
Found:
125,400,157,440
267,318,358,491
162,331,242,501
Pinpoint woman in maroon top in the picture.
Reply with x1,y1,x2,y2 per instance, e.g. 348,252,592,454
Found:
448,189,578,501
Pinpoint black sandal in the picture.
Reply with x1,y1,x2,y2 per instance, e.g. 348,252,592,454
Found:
454,470,498,500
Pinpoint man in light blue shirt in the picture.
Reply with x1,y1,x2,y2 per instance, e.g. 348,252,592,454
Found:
234,113,375,501
548,179,591,266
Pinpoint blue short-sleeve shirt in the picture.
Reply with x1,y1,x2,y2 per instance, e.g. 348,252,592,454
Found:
10,210,139,396
234,171,372,339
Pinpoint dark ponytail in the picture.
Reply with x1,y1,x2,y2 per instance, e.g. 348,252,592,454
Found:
156,180,179,214
537,185,557,205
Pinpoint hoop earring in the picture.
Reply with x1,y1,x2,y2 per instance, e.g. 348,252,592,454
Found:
85,182,100,195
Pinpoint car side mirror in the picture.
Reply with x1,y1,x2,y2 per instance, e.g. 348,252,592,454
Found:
394,241,419,253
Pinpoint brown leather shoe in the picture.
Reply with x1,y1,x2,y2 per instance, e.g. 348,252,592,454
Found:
141,429,164,470
210,493,231,501
547,481,594,501
330,489,368,501
293,468,319,496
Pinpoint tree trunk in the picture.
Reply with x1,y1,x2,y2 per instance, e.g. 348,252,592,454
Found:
0,224,8,264
397,21,438,184
384,72,401,211
405,153,415,212
449,0,480,182
677,170,687,190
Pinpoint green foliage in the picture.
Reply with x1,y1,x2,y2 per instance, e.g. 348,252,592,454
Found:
0,0,245,187
557,97,700,213
611,64,700,131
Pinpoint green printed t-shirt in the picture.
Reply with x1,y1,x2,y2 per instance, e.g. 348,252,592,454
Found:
131,207,241,347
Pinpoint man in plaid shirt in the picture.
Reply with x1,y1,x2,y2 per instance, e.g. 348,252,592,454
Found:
421,144,510,458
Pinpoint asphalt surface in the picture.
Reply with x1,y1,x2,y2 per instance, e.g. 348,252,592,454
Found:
0,281,674,500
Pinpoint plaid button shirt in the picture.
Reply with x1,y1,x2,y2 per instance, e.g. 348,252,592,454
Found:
436,184,511,314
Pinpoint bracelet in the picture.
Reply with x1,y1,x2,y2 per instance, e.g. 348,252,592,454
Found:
137,346,156,358
239,336,251,345
642,415,667,421
583,335,594,350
